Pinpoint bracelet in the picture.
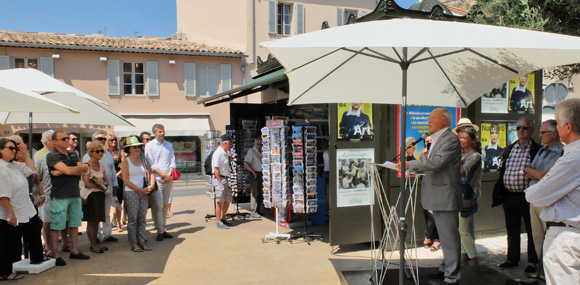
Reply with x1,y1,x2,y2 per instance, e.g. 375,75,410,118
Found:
40,195,46,198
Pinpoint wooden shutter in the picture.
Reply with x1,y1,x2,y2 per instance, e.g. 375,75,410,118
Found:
269,0,277,34
107,60,121,95
146,61,159,96
296,3,305,34
336,8,344,26
220,64,232,92
0,55,9,70
208,65,219,96
40,57,54,77
184,62,196,96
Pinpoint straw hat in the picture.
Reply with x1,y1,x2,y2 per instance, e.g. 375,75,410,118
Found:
123,136,143,148
452,118,479,134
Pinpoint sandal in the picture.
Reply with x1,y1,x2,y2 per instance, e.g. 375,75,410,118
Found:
430,242,441,252
423,238,432,249
139,244,152,251
131,246,143,252
90,247,105,254
0,273,24,281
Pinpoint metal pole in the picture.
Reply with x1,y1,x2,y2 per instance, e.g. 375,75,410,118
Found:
399,48,408,285
28,112,33,157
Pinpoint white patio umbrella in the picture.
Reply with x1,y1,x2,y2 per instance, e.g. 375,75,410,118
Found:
0,84,78,114
261,18,580,284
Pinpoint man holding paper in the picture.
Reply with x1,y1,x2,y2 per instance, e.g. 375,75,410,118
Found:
398,108,462,284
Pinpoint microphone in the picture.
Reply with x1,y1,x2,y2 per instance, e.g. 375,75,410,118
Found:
391,132,431,162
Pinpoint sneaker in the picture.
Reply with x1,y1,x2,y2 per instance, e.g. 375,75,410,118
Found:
69,252,90,260
221,219,234,227
156,233,164,241
103,236,118,243
55,257,66,266
216,222,230,229
499,261,518,270
162,232,173,239
249,212,262,219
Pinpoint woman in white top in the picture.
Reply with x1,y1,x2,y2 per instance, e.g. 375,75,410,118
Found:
0,138,45,281
121,136,155,252
82,142,109,254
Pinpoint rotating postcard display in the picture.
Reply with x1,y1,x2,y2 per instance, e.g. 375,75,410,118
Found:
291,126,318,214
226,129,239,196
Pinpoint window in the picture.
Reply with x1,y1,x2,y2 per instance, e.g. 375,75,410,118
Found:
14,58,38,69
277,3,291,35
197,64,219,97
123,62,144,95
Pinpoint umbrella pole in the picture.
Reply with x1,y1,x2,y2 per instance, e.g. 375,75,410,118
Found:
28,112,33,157
399,48,408,285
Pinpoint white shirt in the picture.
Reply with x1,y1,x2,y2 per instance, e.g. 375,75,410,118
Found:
428,127,449,158
83,150,118,190
0,160,37,223
35,154,52,197
212,146,230,177
244,146,262,172
145,139,176,178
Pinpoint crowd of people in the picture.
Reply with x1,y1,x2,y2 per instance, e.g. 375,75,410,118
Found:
0,124,176,281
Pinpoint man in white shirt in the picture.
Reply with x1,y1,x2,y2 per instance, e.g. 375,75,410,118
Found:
244,138,263,218
212,134,233,229
82,131,119,243
145,124,176,241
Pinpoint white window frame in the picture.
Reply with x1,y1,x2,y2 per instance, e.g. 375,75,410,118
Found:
122,62,145,96
277,2,292,35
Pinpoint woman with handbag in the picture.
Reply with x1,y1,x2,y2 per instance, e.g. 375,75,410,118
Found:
121,136,155,252
82,142,109,254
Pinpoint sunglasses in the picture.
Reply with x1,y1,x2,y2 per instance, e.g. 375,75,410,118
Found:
71,138,78,141
95,137,106,141
142,138,151,141
110,139,117,142
4,146,17,151
93,150,105,154
540,131,553,134
57,137,69,141
516,126,530,131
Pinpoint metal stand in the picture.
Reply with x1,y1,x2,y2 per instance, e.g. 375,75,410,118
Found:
262,207,291,244
230,191,248,220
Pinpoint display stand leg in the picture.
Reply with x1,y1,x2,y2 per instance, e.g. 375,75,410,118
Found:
292,213,322,245
262,207,291,244
227,193,248,221
204,188,217,222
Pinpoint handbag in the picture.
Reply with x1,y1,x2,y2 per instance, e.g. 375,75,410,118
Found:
172,168,181,181
141,155,159,195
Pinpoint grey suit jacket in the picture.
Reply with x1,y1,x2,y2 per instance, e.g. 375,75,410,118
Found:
408,128,461,211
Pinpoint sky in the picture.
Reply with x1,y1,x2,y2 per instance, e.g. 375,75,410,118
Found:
0,0,419,38
0,0,177,37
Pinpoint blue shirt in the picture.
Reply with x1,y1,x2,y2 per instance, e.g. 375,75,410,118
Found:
526,140,580,228
529,141,564,186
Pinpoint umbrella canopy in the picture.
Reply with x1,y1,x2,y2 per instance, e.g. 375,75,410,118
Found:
261,18,580,107
0,69,132,126
0,84,78,114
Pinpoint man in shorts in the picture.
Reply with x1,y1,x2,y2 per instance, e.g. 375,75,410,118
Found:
212,134,233,229
46,131,91,265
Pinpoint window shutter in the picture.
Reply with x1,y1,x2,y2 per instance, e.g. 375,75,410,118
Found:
184,63,196,96
208,65,219,96
296,3,305,34
40,57,54,77
146,61,159,97
220,64,232,92
197,65,209,96
107,60,121,95
336,8,344,26
268,0,277,34
0,55,9,70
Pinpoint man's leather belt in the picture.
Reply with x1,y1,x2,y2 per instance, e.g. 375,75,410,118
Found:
546,221,570,228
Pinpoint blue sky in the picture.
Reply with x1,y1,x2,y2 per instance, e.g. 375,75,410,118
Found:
0,0,177,37
0,1,418,38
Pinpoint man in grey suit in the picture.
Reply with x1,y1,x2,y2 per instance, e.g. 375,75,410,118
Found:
404,108,462,284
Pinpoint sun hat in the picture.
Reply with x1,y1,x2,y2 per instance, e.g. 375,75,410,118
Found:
452,118,479,134
123,136,143,148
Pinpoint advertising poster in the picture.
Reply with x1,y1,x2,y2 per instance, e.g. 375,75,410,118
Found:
507,121,520,145
508,72,535,114
481,122,507,172
481,83,508,114
397,105,460,161
336,148,374,208
337,103,374,141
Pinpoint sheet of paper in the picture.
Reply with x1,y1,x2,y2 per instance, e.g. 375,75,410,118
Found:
382,161,399,171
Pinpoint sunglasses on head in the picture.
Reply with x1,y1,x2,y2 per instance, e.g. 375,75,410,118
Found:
93,150,105,154
4,146,17,151
516,126,530,131
95,137,106,141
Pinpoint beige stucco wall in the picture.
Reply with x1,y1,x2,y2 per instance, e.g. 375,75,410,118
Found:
0,46,242,137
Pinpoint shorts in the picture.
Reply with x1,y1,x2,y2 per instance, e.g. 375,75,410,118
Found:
213,178,232,203
39,198,51,222
50,197,83,230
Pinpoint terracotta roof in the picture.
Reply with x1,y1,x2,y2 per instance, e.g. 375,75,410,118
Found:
0,30,243,57
442,3,469,16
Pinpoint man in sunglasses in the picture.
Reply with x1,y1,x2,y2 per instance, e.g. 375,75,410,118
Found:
496,117,541,276
67,132,79,156
46,130,91,265
82,131,119,243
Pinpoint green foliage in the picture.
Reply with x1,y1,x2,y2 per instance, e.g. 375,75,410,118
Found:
467,0,580,79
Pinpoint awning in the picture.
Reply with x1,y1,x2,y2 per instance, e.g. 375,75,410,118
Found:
114,115,210,137
198,69,287,106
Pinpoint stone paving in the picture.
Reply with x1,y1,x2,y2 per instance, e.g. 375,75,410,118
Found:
15,181,543,284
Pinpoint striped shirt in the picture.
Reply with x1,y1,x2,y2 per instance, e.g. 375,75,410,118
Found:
525,139,580,228
503,141,531,192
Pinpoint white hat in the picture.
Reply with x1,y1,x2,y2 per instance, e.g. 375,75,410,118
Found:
452,118,479,134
